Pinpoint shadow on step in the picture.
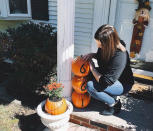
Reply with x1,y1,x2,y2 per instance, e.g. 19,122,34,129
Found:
73,95,153,131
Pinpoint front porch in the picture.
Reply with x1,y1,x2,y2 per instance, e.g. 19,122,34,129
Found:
0,78,153,131
56,0,153,130
0,0,153,130
70,92,153,131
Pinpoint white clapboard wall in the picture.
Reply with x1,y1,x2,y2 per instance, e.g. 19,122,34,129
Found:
48,0,95,56
48,0,57,28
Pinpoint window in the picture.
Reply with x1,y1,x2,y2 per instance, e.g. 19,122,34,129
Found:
9,0,28,14
0,0,49,20
7,0,31,17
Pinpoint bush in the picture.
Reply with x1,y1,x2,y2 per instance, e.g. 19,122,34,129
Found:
0,32,12,59
0,22,57,97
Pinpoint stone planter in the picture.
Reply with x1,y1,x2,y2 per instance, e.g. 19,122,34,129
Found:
37,100,73,131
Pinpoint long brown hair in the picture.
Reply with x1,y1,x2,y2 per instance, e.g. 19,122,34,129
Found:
94,24,120,63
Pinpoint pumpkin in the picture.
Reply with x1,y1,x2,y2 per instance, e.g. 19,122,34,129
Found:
130,52,136,58
72,56,90,77
72,91,91,108
72,76,87,94
45,98,67,115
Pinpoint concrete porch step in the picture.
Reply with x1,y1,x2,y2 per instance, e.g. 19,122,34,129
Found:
132,68,153,81
42,122,97,131
67,122,97,131
70,95,153,131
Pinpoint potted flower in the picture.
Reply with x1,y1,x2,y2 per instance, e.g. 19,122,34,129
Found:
44,82,67,115
37,82,73,131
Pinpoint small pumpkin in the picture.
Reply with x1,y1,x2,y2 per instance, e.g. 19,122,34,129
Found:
72,76,87,94
72,91,91,108
72,56,90,77
45,98,67,115
130,52,136,58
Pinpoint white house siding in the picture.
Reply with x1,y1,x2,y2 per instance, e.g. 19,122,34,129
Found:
74,0,95,56
48,0,57,29
48,0,95,56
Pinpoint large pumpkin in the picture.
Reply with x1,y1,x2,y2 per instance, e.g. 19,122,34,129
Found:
72,76,87,94
72,56,90,77
45,98,67,115
72,91,91,108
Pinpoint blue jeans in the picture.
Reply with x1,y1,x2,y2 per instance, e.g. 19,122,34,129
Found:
87,80,124,107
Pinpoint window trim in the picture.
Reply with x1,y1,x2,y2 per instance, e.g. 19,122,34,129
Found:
6,0,31,17
0,0,32,19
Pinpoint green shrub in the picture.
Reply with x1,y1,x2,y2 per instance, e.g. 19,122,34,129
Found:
0,32,11,59
0,32,14,82
0,22,57,96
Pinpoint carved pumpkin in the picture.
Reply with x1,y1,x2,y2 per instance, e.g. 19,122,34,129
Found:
45,98,67,115
72,56,90,77
72,76,87,94
72,91,91,108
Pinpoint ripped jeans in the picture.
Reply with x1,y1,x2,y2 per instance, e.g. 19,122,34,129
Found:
87,80,124,107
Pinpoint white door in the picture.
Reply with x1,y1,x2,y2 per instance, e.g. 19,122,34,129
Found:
109,0,153,62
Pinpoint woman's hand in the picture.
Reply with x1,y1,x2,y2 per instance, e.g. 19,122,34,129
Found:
89,59,102,82
89,59,95,71
81,53,95,61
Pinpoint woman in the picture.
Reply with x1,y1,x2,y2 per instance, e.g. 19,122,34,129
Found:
83,24,134,115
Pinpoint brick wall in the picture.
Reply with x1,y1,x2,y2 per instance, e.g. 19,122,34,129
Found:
70,114,123,131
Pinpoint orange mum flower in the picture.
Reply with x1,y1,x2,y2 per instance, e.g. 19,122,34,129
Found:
43,82,64,99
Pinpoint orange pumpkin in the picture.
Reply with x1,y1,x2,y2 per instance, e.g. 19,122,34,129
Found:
72,76,87,94
130,52,136,58
72,91,91,108
72,56,90,77
45,98,67,115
